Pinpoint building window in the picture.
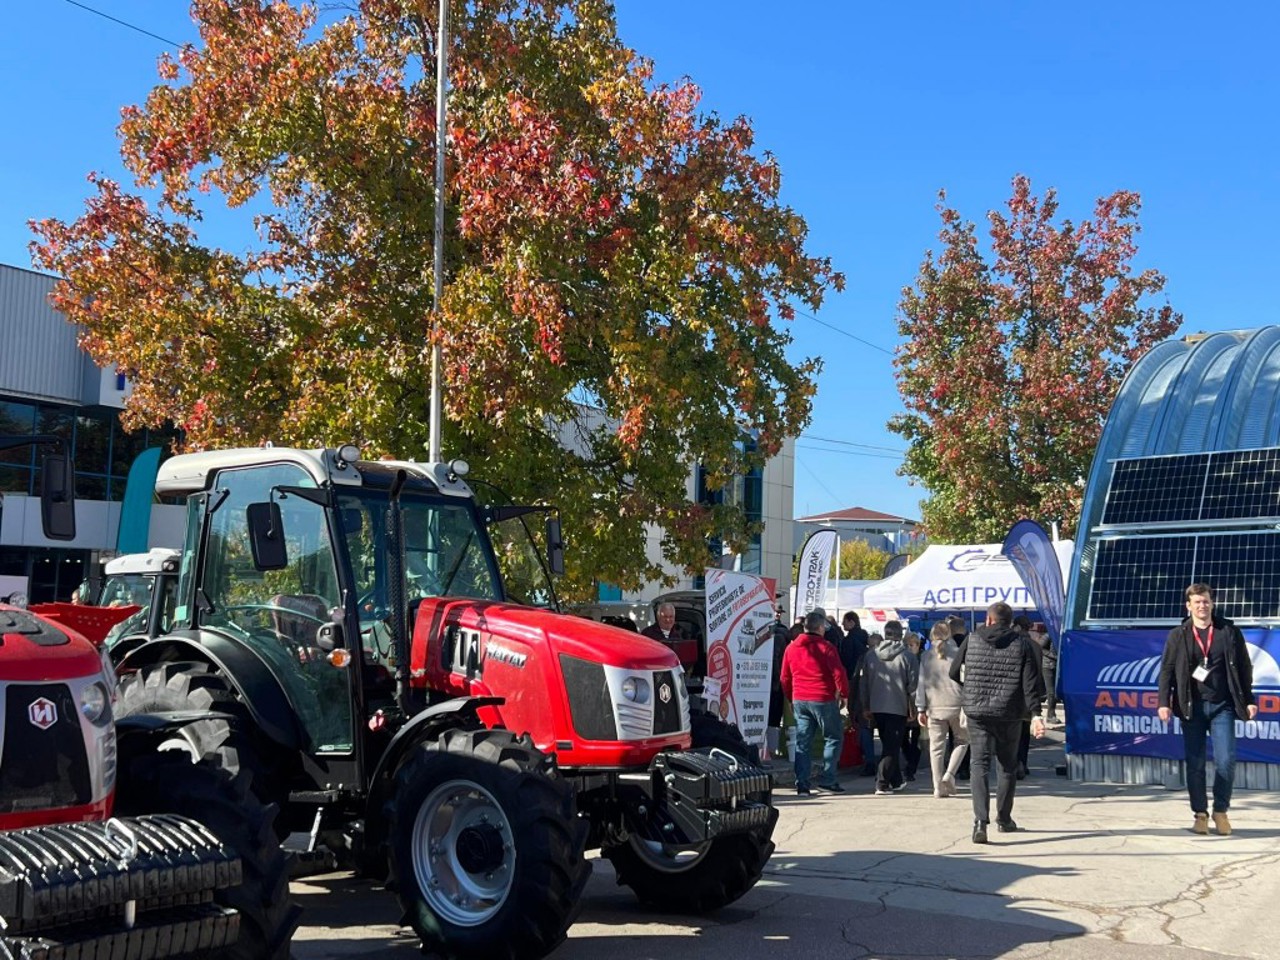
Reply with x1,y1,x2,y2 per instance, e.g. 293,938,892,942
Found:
0,401,37,494
1,397,177,502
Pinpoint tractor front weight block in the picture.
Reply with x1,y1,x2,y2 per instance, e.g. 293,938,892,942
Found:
621,748,773,846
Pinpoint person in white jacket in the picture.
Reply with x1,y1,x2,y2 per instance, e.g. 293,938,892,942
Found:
917,622,969,798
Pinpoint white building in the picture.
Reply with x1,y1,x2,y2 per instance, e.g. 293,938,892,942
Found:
0,264,184,602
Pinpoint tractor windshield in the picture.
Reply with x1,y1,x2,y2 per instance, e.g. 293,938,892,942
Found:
338,489,504,625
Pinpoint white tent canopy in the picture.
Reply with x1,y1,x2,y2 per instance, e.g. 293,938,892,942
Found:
861,541,1074,615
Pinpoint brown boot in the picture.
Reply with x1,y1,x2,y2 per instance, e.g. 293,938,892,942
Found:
1212,811,1232,836
1193,812,1209,835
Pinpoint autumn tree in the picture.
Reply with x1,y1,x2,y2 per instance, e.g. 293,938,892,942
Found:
30,0,840,599
837,538,889,580
890,176,1180,542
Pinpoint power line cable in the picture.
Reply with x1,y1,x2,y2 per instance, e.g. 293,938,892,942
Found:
62,0,181,47
800,432,904,454
794,456,844,503
795,443,901,461
792,307,895,356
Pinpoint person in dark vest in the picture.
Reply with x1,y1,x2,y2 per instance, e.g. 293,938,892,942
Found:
950,601,1045,843
1157,583,1257,836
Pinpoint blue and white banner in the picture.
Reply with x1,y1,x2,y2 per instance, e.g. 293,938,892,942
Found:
793,529,837,622
1062,627,1280,764
1002,519,1068,646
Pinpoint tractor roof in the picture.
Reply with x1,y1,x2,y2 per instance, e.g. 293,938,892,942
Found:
155,446,475,500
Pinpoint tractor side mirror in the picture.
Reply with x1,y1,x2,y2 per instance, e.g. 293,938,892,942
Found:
546,515,564,577
40,453,76,541
246,501,289,570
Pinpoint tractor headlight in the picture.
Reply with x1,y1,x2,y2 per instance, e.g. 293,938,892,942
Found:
80,682,111,726
621,676,650,704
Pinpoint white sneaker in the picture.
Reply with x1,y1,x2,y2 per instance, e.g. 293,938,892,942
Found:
940,773,956,797
874,787,892,795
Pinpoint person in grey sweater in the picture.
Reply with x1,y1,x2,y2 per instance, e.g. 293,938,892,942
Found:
858,620,918,795
917,622,968,798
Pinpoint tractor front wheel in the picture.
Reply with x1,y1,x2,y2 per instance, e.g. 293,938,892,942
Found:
386,727,589,960
604,711,776,913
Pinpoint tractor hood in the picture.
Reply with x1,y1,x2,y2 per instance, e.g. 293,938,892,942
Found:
410,597,692,766
0,605,103,682
414,597,682,671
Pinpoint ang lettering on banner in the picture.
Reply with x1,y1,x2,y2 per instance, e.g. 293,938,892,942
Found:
1062,627,1280,764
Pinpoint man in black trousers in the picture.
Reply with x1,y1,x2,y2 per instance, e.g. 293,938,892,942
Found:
950,601,1046,843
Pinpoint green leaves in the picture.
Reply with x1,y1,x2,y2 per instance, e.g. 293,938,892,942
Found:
29,0,840,599
892,176,1181,542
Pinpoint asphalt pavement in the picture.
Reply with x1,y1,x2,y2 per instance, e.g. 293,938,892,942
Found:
292,729,1280,959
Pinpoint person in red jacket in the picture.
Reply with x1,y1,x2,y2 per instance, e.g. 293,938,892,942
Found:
782,609,850,796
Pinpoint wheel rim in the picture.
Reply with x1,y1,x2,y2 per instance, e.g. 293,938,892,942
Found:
627,835,713,873
410,778,516,926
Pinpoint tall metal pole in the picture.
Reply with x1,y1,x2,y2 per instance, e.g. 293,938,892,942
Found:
428,0,449,463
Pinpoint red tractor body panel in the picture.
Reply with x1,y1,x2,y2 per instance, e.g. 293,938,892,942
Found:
0,604,117,831
27,602,139,647
410,598,691,767
0,616,103,682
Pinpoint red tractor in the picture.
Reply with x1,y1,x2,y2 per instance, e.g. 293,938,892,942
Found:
112,444,777,960
0,437,297,959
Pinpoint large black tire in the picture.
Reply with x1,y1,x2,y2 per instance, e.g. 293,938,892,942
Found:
115,661,290,814
385,727,590,960
604,712,776,913
115,749,301,960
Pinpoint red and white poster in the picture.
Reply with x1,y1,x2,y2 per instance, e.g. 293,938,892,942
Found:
703,569,776,749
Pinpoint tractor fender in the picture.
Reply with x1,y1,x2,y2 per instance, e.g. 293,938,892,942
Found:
116,631,304,752
114,709,237,755
361,696,504,863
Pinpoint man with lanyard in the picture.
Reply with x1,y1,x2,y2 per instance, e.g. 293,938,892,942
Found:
1157,583,1257,836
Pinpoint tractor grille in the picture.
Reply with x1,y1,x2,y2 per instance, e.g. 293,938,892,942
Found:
0,685,91,814
651,671,683,735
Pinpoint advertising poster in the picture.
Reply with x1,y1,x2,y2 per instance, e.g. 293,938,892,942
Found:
792,529,837,621
704,569,777,749
1062,628,1280,764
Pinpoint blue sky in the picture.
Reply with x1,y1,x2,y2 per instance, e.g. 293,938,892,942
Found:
3,2,1278,525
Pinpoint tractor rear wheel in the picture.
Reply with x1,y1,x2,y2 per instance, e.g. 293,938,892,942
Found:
115,660,288,812
386,727,589,960
604,712,776,913
115,748,301,960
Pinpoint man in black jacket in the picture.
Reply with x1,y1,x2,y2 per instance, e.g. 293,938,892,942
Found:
1157,583,1257,836
950,601,1045,843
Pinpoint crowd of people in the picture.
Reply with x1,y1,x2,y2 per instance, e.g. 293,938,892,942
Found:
770,586,1258,841
773,601,1064,841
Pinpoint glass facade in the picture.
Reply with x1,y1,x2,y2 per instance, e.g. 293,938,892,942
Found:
0,398,178,502
1,395,179,603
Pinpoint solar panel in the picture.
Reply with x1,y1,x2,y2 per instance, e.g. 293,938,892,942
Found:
1201,449,1280,521
1194,532,1280,619
1087,531,1280,621
1102,447,1280,526
1088,536,1195,621
1102,454,1209,525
